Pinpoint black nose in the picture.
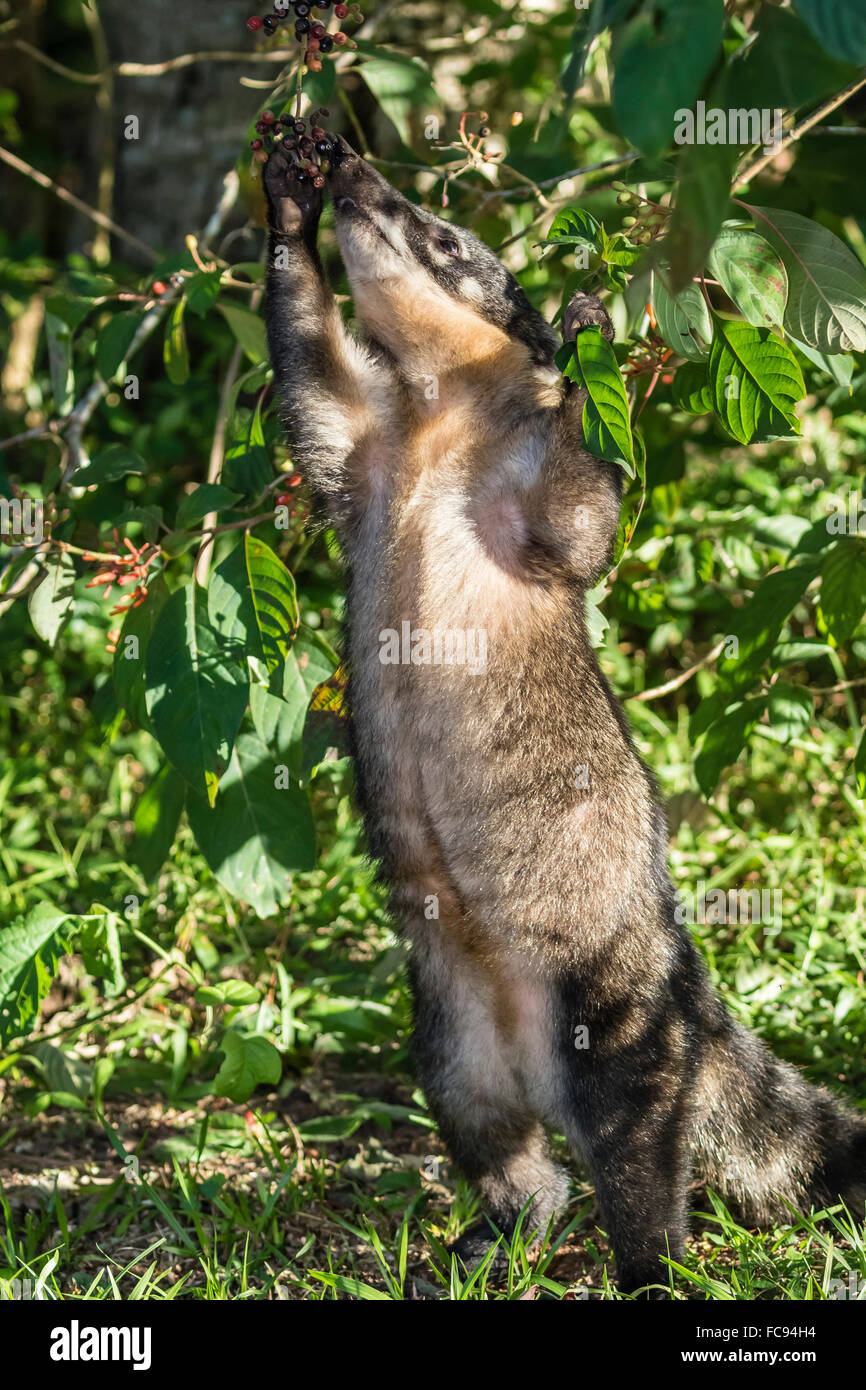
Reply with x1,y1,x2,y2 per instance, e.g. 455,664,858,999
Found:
329,135,356,168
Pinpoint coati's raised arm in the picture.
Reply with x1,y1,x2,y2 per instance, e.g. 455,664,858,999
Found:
264,146,392,525
531,292,625,586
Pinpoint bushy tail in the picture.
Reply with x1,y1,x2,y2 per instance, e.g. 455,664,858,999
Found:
692,1010,866,1224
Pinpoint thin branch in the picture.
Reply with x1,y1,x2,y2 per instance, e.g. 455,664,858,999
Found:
0,145,158,262
627,640,726,703
733,74,866,191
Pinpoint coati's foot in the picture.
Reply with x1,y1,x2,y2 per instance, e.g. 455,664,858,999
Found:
563,290,614,344
450,1220,513,1279
263,143,323,234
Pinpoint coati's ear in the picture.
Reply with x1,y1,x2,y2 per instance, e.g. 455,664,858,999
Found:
562,291,614,344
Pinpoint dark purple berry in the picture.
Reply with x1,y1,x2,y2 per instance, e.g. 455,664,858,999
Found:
293,119,306,134
294,2,311,13
319,33,334,50
295,16,310,34
263,14,279,33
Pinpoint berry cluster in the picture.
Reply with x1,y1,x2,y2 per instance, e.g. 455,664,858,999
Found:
250,106,335,185
612,183,669,247
246,2,362,73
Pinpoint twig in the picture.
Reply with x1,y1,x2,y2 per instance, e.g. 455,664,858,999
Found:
7,39,303,82
0,145,158,262
627,639,726,702
733,75,866,191
81,0,115,267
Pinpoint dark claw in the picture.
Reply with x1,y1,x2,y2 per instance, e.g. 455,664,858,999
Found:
264,144,322,231
563,291,615,345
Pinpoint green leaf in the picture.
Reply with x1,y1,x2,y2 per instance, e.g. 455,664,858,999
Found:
0,903,72,1045
176,484,241,530
96,310,141,383
818,539,866,643
793,339,855,390
764,683,814,742
695,698,765,798
145,583,248,805
250,683,307,778
185,271,222,318
355,44,439,146
188,731,316,917
28,551,75,645
70,442,147,488
44,308,75,414
653,277,712,361
708,229,787,330
715,559,822,701
564,327,634,475
855,727,866,799
728,5,860,112
611,0,724,157
217,303,268,364
792,0,866,63
80,907,124,997
213,1031,282,1103
114,572,170,728
672,362,712,414
132,762,187,881
665,140,735,292
542,207,602,250
196,981,260,1007
707,319,805,444
163,296,189,385
244,534,299,684
744,206,866,354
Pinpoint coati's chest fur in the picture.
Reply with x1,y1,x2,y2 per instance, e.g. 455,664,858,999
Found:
339,376,662,965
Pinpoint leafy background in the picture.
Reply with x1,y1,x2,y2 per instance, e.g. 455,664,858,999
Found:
0,0,865,1299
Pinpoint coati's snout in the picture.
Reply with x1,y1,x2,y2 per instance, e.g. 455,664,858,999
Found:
328,141,559,369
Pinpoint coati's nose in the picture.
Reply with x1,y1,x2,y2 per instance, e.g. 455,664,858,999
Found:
328,135,357,169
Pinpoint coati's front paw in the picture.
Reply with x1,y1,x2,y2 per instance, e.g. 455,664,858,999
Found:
563,290,614,344
264,144,323,234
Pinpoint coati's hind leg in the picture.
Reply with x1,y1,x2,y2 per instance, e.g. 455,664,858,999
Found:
554,972,695,1296
407,924,568,1273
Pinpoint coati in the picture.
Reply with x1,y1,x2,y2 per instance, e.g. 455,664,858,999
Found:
263,137,866,1294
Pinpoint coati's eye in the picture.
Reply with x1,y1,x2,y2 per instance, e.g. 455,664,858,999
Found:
438,236,460,257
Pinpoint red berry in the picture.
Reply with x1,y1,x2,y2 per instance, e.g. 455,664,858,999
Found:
288,472,303,488
262,109,275,123
334,3,348,14
152,281,167,295
250,138,263,150
275,493,292,507
334,30,348,43
311,21,326,37
246,15,263,30
306,35,320,50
